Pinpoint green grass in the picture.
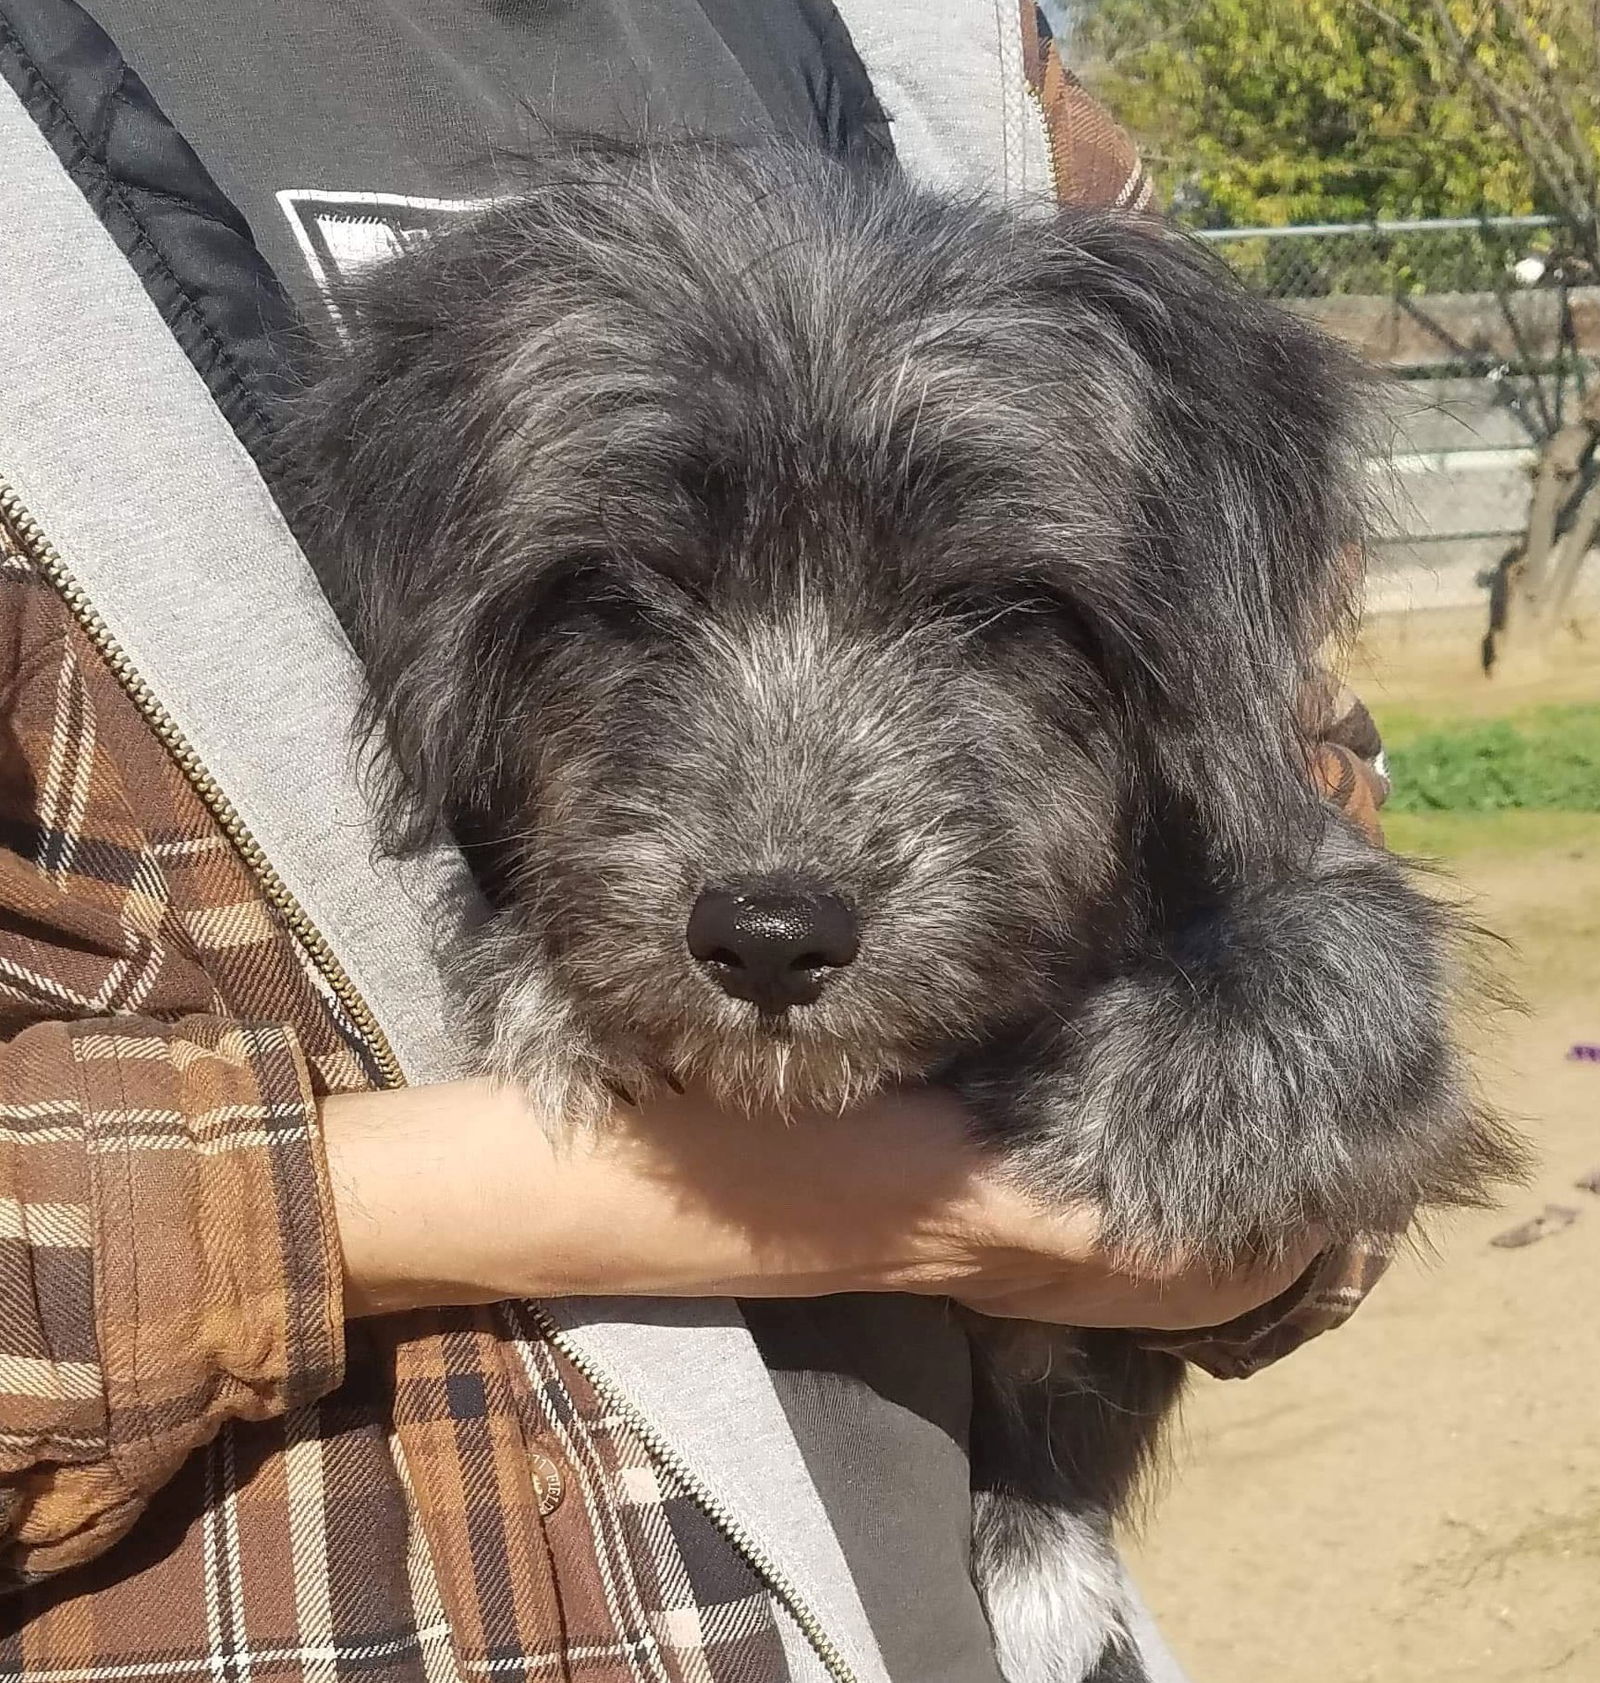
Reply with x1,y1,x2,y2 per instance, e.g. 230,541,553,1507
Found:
1380,704,1600,816
1382,808,1600,863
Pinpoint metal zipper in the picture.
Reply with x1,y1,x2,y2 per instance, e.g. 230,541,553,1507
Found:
525,1304,862,1683
0,474,861,1683
0,476,408,1083
1012,0,1066,205
1024,77,1067,206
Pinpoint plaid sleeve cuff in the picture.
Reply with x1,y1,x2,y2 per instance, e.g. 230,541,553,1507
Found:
72,1015,347,1460
1131,1244,1392,1380
0,1015,344,1582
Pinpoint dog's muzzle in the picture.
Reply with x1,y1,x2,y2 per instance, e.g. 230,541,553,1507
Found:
686,877,859,1013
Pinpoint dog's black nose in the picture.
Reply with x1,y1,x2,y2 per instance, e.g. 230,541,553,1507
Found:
687,882,859,1012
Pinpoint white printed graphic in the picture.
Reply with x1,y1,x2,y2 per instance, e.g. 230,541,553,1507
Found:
276,188,497,327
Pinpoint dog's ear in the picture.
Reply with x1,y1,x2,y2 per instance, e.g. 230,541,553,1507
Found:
1034,214,1372,890
281,191,627,857
282,151,766,856
280,251,515,855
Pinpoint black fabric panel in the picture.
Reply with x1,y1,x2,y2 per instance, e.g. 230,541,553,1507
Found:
744,1296,1007,1683
698,0,893,169
36,0,895,326
0,0,297,467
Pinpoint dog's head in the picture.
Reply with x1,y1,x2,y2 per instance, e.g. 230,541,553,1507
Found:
290,146,1369,1118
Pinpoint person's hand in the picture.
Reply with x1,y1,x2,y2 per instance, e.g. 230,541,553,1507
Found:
323,1078,1319,1329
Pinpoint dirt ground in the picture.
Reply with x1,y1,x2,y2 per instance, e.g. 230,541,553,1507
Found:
1129,631,1600,1683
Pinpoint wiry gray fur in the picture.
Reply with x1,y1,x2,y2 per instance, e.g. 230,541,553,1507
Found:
284,143,1522,1683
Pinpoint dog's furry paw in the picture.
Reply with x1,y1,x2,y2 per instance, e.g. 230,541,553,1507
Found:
960,827,1522,1266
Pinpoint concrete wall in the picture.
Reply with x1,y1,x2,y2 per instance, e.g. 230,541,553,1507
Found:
1291,286,1600,372
1270,290,1600,620
1368,375,1536,615
1362,377,1600,618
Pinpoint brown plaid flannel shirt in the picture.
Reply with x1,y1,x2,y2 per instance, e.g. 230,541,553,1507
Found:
0,12,1393,1677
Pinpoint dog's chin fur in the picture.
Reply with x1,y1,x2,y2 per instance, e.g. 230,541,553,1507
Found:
287,142,1526,1683
476,921,931,1126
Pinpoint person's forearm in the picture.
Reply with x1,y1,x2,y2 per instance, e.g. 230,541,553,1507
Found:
323,1081,517,1316
321,1077,979,1315
320,1077,1318,1328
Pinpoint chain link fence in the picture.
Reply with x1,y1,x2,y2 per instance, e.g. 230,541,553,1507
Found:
1195,215,1565,306
1194,215,1596,395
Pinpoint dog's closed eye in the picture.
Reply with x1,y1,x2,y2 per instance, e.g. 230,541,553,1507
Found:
521,554,691,638
929,580,1050,631
930,577,1103,665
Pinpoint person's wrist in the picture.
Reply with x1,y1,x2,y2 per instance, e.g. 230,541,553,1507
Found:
322,1079,545,1316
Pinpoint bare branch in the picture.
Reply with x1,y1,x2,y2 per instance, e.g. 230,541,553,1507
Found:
1537,470,1600,624
1489,272,1556,439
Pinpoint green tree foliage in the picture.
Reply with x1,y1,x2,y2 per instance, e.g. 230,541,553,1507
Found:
1083,1,1599,230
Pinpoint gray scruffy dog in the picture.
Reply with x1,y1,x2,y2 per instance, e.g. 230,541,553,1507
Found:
288,144,1521,1683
